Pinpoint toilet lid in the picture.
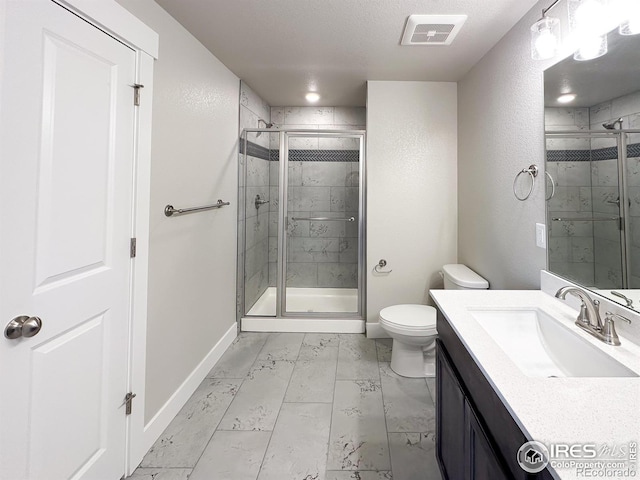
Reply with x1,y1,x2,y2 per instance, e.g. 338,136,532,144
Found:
379,304,436,330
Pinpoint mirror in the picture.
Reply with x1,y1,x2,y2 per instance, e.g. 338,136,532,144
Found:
544,27,640,312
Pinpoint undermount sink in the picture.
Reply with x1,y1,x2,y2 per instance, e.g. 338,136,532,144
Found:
468,307,638,378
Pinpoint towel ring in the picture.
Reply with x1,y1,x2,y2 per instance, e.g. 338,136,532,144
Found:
513,165,538,201
544,171,555,201
374,259,392,274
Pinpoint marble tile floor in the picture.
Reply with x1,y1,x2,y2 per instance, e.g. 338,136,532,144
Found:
129,333,441,480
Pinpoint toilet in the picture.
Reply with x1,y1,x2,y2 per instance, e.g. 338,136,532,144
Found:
379,264,489,378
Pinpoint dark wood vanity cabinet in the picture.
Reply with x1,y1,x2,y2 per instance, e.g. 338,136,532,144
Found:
437,341,510,480
465,400,511,480
436,309,555,480
437,344,467,480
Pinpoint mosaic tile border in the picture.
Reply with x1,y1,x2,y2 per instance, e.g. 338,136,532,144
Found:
547,143,640,162
239,140,271,161
269,149,360,162
239,140,360,162
546,149,591,162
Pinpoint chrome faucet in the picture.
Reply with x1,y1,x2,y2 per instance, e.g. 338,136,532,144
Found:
554,286,631,345
254,194,270,210
555,286,603,330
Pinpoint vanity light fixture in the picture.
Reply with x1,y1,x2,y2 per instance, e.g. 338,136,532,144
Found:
530,0,562,60
557,93,577,103
532,0,636,61
305,92,320,103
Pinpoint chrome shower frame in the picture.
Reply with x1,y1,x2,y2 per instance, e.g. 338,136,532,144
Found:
238,127,367,327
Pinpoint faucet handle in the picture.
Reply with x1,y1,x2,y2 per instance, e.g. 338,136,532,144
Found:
602,312,632,346
605,312,631,324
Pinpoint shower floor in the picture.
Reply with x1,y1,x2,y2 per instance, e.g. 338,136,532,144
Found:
246,287,359,316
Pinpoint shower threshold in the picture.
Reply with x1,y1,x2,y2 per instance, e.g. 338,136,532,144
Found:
247,286,358,315
242,287,364,333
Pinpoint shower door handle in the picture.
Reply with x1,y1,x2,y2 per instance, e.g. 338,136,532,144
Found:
290,216,355,222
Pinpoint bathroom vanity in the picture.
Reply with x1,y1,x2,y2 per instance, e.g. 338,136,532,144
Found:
431,290,640,480
436,311,554,479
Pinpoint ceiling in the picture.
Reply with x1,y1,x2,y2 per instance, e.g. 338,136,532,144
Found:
544,29,640,108
155,0,541,107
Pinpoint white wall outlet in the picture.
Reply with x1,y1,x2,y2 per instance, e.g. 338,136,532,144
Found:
536,223,546,249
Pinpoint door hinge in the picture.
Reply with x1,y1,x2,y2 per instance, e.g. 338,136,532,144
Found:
132,83,144,106
125,392,136,415
130,238,137,258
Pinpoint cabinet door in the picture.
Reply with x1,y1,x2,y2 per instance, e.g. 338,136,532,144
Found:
436,343,467,480
466,400,511,480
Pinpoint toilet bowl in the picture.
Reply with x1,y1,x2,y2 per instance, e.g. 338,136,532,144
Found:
379,304,437,377
378,264,489,378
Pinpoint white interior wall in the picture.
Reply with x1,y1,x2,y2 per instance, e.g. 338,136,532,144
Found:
366,81,458,328
115,0,239,424
457,0,557,289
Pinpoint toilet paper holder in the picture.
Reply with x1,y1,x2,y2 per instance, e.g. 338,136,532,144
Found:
374,259,392,274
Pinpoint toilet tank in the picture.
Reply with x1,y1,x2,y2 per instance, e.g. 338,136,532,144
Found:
442,264,489,290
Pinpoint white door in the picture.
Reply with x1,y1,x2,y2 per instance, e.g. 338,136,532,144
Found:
0,1,137,479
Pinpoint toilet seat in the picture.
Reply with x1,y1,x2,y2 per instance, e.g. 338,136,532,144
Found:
379,304,437,336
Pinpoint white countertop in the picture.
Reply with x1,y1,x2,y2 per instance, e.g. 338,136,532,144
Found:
430,289,640,480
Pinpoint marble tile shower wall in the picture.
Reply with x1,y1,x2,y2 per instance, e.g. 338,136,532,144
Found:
545,107,596,284
591,148,624,288
628,154,640,286
545,93,640,287
240,81,272,311
268,107,365,289
589,90,640,138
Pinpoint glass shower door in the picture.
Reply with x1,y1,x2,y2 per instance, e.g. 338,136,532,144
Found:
279,131,364,316
624,132,640,288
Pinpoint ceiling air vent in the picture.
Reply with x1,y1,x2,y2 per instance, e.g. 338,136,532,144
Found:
401,15,467,46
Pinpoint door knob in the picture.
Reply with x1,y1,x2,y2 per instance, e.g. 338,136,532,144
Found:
4,315,42,339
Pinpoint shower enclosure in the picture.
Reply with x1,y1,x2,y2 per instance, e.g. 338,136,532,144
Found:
545,129,640,289
237,128,366,332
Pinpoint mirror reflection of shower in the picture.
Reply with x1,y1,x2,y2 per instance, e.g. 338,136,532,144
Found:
543,27,640,303
602,118,623,130
256,119,275,136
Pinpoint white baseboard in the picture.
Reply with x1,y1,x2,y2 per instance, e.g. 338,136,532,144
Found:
241,317,364,333
366,322,390,339
139,323,237,457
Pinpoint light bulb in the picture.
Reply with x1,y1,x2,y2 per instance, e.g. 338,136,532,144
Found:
535,29,558,59
574,34,607,60
568,0,613,37
558,94,577,103
305,92,320,103
575,0,603,30
530,16,560,60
